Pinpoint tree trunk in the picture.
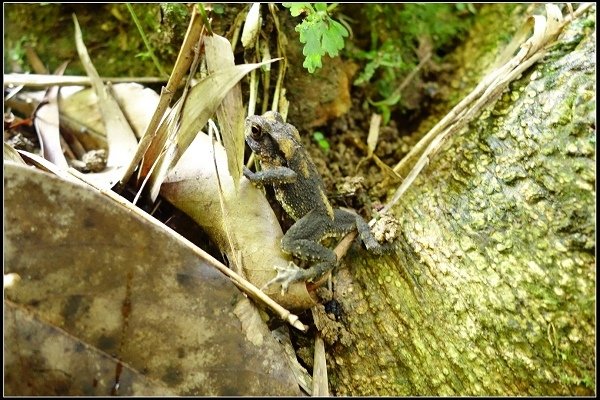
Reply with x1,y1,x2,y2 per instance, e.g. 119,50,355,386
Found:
328,5,595,396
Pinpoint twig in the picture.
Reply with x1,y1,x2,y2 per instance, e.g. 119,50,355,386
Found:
120,7,204,186
3,74,167,88
24,45,48,74
312,334,329,396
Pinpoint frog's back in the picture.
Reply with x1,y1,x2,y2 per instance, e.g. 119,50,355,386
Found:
273,140,334,221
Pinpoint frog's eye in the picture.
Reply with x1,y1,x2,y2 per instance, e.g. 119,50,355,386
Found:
250,123,262,138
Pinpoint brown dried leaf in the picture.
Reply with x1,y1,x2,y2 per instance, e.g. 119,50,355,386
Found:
59,86,107,150
72,15,138,188
4,163,302,396
120,7,204,187
147,59,279,202
59,84,160,147
272,326,313,394
34,62,69,168
233,297,271,347
367,113,381,156
110,83,161,139
205,34,246,188
4,301,176,396
241,3,261,48
4,142,27,165
312,335,329,396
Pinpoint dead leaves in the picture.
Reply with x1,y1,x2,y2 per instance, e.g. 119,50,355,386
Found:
143,59,277,202
4,6,312,395
4,163,301,396
72,15,138,188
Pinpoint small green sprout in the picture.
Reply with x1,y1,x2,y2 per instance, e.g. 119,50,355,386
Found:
312,131,330,153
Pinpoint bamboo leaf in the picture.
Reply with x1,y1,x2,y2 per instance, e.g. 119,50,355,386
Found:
147,59,279,201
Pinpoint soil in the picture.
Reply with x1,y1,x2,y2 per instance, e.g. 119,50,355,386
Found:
296,83,449,222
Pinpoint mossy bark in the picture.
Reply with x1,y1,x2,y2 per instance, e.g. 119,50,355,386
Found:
329,5,596,396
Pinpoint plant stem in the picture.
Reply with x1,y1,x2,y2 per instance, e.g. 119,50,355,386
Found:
326,3,339,13
195,3,214,35
125,3,168,78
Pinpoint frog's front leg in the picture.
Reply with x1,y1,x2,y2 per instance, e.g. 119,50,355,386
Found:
243,166,296,186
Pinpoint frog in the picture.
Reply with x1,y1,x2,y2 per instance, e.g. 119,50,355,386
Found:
243,111,383,293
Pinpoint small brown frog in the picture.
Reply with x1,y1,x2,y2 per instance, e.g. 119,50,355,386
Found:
244,111,383,292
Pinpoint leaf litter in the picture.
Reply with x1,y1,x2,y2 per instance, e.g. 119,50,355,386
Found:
8,0,310,328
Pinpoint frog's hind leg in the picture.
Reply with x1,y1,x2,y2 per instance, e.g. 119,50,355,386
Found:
276,211,338,286
333,209,381,252
267,209,382,293
264,210,339,292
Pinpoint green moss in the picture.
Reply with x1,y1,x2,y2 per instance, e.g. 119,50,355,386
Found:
379,8,596,393
149,4,190,62
3,3,178,77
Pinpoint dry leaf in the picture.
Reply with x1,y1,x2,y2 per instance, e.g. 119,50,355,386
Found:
73,15,138,188
233,298,270,347
110,83,161,139
120,7,204,187
205,34,246,188
4,142,27,165
5,301,176,396
34,62,69,168
272,326,313,394
59,83,160,147
4,163,302,396
59,86,108,150
146,59,279,202
241,3,261,48
312,335,329,396
367,113,381,157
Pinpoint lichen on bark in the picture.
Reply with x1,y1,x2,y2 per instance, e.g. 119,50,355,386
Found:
330,5,595,396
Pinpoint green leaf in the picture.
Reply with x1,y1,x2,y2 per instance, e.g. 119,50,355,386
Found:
135,51,152,60
330,19,349,38
381,106,391,126
303,52,322,73
283,2,313,17
313,3,328,12
298,20,326,56
321,19,348,57
369,93,402,107
285,3,348,73
312,131,330,153
354,60,379,86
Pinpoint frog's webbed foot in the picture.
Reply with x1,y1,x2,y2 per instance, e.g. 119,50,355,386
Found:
263,257,337,294
262,261,309,295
